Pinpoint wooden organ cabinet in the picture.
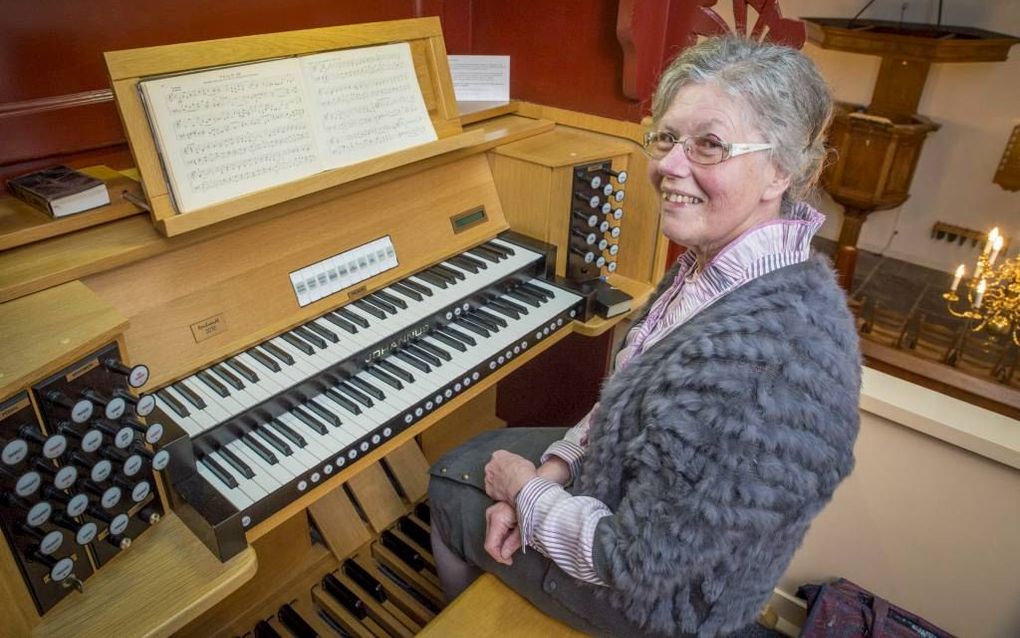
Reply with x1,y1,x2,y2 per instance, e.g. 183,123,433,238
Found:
0,18,667,637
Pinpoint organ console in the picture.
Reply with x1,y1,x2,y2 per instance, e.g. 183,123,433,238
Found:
0,16,666,638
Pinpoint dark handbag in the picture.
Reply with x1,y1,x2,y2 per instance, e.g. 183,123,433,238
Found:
797,578,955,638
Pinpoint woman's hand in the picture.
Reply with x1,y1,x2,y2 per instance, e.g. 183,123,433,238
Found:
484,450,537,503
484,501,522,566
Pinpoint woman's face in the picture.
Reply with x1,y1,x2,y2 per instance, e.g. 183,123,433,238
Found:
647,83,789,263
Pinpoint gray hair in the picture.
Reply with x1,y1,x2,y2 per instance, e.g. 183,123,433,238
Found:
651,36,833,207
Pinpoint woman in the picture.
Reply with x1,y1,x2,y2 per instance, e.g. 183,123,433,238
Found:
428,35,860,637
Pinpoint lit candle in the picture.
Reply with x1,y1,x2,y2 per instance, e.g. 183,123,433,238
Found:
951,264,965,292
974,279,987,309
990,235,1004,266
984,227,1000,255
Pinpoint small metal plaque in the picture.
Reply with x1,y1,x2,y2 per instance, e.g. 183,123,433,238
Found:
190,314,227,343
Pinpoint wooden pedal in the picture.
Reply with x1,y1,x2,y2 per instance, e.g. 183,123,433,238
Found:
346,463,407,532
382,439,431,502
308,483,373,560
332,569,418,637
350,553,436,626
371,542,445,607
312,583,385,638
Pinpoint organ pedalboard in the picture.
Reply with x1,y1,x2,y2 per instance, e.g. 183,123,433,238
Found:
0,344,174,614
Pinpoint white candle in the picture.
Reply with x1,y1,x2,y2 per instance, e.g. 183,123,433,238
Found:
989,236,1004,266
974,279,987,309
951,264,965,292
983,227,1000,255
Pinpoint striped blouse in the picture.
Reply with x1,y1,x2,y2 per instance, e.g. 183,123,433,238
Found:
515,203,825,585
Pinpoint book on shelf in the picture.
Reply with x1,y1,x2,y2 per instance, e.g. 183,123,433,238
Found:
138,42,438,215
6,165,110,218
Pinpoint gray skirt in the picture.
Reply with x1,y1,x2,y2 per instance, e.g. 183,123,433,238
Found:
427,427,675,637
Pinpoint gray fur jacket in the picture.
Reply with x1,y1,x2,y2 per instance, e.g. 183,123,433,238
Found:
573,255,861,636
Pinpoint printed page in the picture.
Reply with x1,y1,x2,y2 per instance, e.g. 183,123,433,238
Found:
303,43,437,168
139,58,321,213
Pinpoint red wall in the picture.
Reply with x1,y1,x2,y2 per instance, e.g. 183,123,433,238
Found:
0,0,650,185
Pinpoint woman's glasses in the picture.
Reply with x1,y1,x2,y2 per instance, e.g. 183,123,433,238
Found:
642,131,772,165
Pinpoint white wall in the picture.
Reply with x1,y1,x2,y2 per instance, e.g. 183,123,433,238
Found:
725,1,1020,273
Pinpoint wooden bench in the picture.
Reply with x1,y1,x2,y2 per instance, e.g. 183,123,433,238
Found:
417,573,587,637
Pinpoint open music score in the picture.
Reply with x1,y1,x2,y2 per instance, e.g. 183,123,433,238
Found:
139,42,437,214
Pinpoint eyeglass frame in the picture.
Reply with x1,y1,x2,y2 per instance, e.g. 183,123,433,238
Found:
641,130,772,165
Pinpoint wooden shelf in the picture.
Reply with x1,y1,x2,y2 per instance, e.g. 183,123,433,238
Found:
33,513,256,638
0,171,145,252
457,100,520,124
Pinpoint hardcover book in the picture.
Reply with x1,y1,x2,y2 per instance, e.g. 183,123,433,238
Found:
7,165,110,217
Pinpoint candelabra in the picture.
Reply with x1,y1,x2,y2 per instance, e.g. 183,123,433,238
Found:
943,227,1020,349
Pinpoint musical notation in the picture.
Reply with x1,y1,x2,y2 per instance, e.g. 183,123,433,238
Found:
138,43,437,214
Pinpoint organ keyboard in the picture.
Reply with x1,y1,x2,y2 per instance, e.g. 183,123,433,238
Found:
156,235,585,559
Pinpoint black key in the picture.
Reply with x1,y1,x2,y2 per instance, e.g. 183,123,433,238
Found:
343,559,386,603
457,316,490,338
262,342,295,366
305,320,339,343
399,515,431,549
466,312,499,332
497,296,529,315
197,370,229,398
202,455,238,489
506,288,541,308
375,289,407,309
488,299,520,320
305,400,342,428
278,603,317,638
254,620,283,638
354,300,387,320
432,264,464,282
400,278,432,297
367,293,398,314
459,252,487,269
476,243,507,260
446,256,478,274
406,343,441,367
293,325,327,349
157,389,189,418
475,307,508,328
292,406,329,436
348,376,386,401
322,573,367,619
324,312,358,334
415,270,448,289
173,380,207,410
414,502,431,525
368,366,403,390
512,285,546,305
213,364,245,391
439,325,475,347
225,357,259,383
269,419,306,448
336,383,373,408
431,330,467,352
378,359,415,383
390,282,422,302
486,240,514,256
337,308,370,328
217,446,255,480
415,339,451,361
467,246,500,263
381,531,425,571
243,433,278,465
521,282,553,301
282,332,316,355
248,347,281,372
325,388,362,415
256,426,291,456
395,351,431,373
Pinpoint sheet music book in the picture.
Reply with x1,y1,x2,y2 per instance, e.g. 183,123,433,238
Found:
138,43,437,214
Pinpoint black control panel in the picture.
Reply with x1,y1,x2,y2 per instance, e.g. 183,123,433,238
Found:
0,344,170,614
567,160,627,282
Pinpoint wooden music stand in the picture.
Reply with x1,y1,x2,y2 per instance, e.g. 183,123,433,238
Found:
105,17,483,237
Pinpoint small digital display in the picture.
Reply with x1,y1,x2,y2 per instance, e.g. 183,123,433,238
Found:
451,207,487,233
